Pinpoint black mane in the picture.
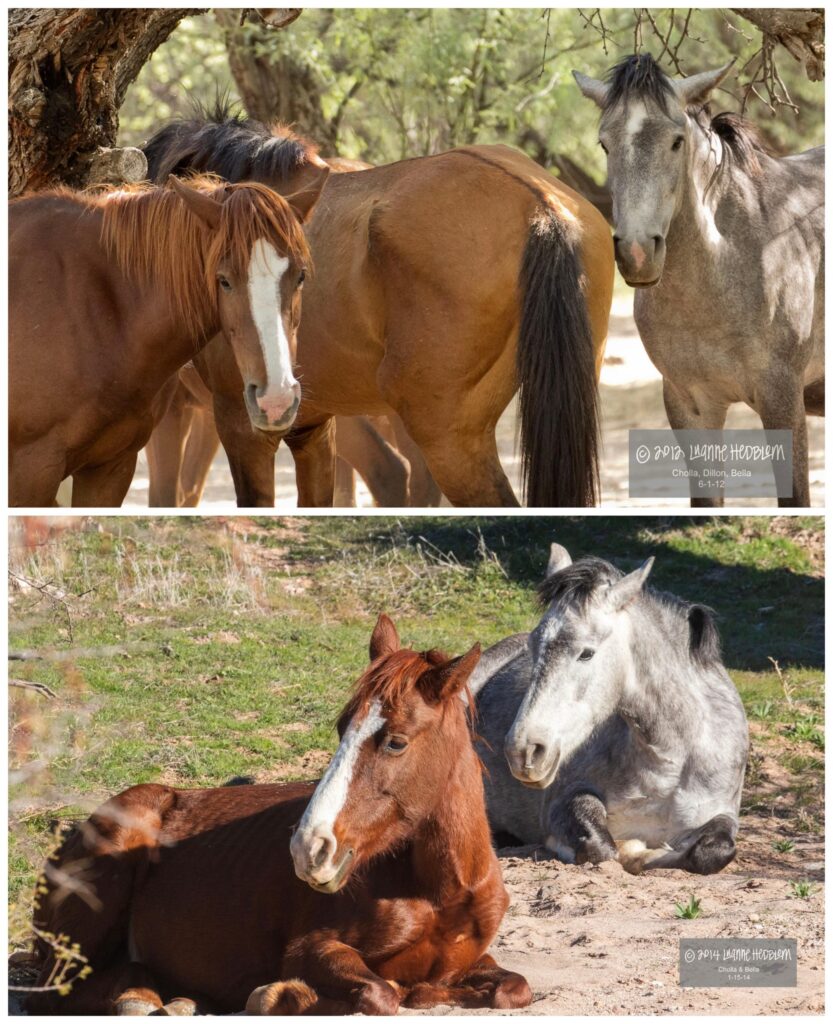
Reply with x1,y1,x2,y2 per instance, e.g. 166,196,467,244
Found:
537,557,622,611
603,53,674,113
538,555,722,666
142,97,318,186
699,109,768,175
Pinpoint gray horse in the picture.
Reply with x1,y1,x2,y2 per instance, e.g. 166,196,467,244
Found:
574,54,824,507
470,543,749,874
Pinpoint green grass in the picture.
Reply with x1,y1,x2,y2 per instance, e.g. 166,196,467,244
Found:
8,515,824,944
772,839,796,853
674,895,703,919
789,880,815,899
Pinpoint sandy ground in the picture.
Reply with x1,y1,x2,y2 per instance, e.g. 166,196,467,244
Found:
419,829,824,1016
121,293,825,510
9,825,822,1017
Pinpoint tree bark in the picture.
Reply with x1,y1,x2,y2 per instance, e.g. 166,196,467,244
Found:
8,8,196,196
215,8,337,149
732,8,824,81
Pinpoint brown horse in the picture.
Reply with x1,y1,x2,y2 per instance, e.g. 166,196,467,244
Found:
28,615,531,1015
9,170,327,507
145,369,417,507
143,110,614,506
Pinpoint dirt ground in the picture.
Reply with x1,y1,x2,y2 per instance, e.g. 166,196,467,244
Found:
122,294,825,509
418,827,824,1017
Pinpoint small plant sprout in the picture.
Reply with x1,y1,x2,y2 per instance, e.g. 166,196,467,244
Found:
789,880,814,899
772,838,796,853
674,895,702,919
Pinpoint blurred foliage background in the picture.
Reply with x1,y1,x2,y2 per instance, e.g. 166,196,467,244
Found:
119,8,825,184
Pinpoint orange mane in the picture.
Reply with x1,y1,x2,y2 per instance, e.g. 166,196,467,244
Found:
92,175,311,339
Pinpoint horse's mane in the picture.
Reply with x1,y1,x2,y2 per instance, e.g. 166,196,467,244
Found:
604,53,768,176
142,97,320,186
338,648,447,728
81,175,309,338
538,556,722,666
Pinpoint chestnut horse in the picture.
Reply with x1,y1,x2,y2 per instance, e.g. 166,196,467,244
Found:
9,170,327,506
142,109,614,506
28,615,531,1015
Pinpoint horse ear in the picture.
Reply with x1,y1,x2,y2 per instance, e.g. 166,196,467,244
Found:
606,557,654,612
369,613,400,661
420,644,482,704
673,61,734,107
573,70,609,108
286,166,330,224
168,175,223,230
546,543,572,578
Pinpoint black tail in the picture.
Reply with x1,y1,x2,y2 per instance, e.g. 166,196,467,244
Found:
517,209,600,507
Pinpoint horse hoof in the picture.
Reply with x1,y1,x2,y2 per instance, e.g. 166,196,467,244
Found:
116,997,163,1015
154,998,198,1015
493,974,533,1009
245,980,316,1015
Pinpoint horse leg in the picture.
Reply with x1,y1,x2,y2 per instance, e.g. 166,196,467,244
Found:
284,419,336,507
661,378,729,509
545,791,617,865
617,813,738,875
755,381,811,507
212,393,279,507
146,387,194,508
333,457,356,507
178,405,221,507
249,939,400,1015
9,439,66,506
389,413,443,506
335,415,410,506
403,955,532,1010
72,451,138,508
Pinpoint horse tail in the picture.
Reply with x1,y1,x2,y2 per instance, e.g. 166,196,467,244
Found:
517,207,600,507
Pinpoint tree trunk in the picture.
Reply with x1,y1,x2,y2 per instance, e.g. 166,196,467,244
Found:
732,8,824,81
8,8,196,196
215,9,337,150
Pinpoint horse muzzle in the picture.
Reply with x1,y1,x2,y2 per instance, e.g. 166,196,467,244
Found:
305,847,355,894
613,234,665,288
290,826,356,893
504,735,560,789
244,385,300,434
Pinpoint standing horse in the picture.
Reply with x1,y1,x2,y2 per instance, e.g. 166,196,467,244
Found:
574,54,824,507
470,544,748,874
142,109,614,507
27,615,532,1015
9,171,326,506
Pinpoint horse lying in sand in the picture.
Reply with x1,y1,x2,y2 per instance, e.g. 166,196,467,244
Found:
471,544,748,874
28,615,531,1015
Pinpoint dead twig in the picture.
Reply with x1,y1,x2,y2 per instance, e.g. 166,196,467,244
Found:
9,679,57,698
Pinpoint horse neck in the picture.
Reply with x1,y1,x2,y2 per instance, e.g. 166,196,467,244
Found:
410,719,494,900
664,118,735,271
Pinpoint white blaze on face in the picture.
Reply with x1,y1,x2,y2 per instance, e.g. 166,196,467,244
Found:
246,238,298,421
291,698,385,882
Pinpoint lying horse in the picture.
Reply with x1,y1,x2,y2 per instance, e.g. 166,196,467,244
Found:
9,171,327,507
28,615,531,1014
575,54,824,507
471,544,748,874
142,107,614,507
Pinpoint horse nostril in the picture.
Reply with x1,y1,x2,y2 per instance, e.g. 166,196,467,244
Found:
310,833,335,869
524,743,546,771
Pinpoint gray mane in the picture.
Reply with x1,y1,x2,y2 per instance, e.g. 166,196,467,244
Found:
604,53,768,176
538,556,722,667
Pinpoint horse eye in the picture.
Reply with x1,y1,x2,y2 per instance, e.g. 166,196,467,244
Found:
218,276,232,291
384,735,409,756
578,648,595,662
297,269,306,287
599,140,609,154
672,136,684,151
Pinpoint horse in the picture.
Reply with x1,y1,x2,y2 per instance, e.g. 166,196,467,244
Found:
27,615,532,1015
574,53,824,507
142,107,615,507
468,543,749,875
9,170,327,507
145,364,420,507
